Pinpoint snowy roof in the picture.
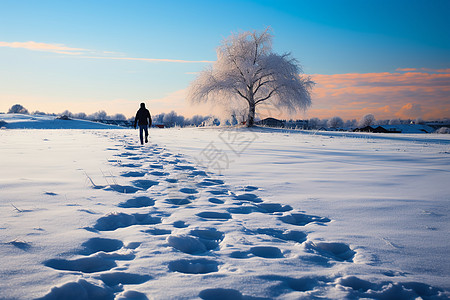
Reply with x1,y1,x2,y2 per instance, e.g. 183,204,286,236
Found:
379,124,435,133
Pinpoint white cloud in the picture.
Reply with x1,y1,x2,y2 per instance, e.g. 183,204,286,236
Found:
0,41,214,63
0,41,88,55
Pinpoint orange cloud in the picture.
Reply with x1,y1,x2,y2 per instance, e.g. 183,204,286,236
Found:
307,70,450,120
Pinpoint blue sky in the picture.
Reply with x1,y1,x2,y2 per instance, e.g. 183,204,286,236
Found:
1,0,449,119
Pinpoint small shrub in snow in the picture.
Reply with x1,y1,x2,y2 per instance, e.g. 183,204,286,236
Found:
436,127,449,134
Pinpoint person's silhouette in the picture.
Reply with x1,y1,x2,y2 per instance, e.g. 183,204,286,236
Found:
134,103,152,145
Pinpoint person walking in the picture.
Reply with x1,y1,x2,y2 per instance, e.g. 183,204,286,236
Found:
134,103,152,145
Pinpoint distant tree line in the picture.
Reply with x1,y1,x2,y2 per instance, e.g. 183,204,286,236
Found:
4,104,449,131
4,104,215,128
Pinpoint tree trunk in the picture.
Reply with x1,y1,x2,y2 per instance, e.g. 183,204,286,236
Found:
247,102,255,127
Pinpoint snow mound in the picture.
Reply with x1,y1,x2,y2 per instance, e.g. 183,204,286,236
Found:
36,279,114,300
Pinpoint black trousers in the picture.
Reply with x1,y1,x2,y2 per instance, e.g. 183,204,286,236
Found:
139,125,148,144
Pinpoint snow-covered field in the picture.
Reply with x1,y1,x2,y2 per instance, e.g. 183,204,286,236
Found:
1,114,449,299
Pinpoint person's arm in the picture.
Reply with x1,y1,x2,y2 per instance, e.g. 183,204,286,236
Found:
134,111,138,128
148,111,152,128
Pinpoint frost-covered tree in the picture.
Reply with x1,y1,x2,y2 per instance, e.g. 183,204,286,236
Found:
358,113,376,127
8,104,29,114
327,116,344,128
32,110,47,115
111,113,127,121
88,110,108,120
73,112,87,119
185,115,209,127
162,111,185,127
389,118,401,125
188,28,314,127
309,118,321,129
344,119,357,128
60,110,73,117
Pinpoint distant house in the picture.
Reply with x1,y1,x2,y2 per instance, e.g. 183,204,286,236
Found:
255,117,285,128
285,119,309,129
354,124,434,133
56,115,71,120
379,124,434,133
354,126,376,132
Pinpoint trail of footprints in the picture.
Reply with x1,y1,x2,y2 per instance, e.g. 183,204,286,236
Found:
38,135,442,300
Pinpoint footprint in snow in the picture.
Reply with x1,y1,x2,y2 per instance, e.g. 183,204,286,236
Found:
196,178,225,187
234,193,263,203
104,184,141,194
168,258,219,274
166,198,192,206
304,241,356,262
149,171,168,176
196,211,232,220
229,246,284,259
279,213,331,226
118,196,155,208
179,187,198,194
174,165,196,171
172,221,189,228
143,228,172,235
241,185,259,192
44,191,58,196
126,156,144,161
115,152,138,157
199,288,248,300
255,228,307,244
120,171,147,177
227,206,257,214
120,163,142,168
207,189,229,196
190,170,208,177
80,237,123,255
149,163,164,169
131,179,159,189
258,274,330,294
7,240,32,251
256,203,293,213
97,272,152,287
93,212,162,231
167,235,208,254
208,197,224,204
251,246,284,258
44,256,117,273
167,228,224,254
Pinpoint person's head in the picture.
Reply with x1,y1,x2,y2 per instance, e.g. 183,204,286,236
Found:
140,103,146,108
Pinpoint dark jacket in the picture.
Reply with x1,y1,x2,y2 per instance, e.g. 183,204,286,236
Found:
134,108,152,128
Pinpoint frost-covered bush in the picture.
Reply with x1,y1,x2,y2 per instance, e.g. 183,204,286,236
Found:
8,104,29,114
436,127,450,134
